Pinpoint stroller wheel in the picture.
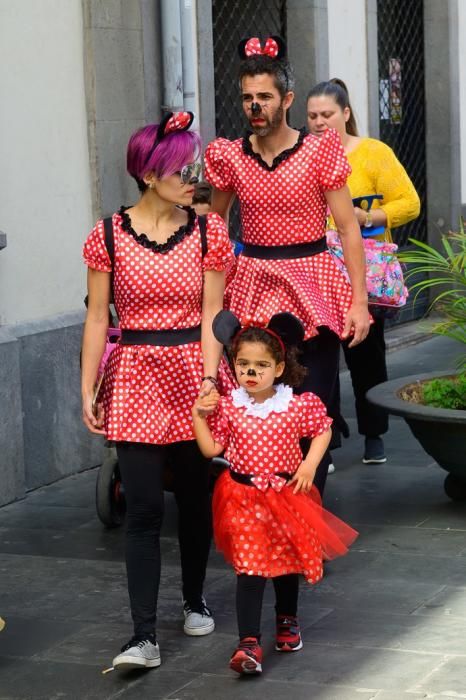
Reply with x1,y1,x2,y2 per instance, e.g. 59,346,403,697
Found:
96,449,126,528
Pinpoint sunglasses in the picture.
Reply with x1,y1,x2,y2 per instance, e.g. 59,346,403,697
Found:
178,162,202,185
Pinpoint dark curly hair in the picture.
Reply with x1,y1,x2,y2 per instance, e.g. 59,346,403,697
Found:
238,55,295,97
230,327,306,387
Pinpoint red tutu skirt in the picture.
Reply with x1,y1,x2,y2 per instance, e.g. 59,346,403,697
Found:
212,471,358,584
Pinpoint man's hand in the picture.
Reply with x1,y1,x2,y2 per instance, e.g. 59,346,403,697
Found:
342,302,371,348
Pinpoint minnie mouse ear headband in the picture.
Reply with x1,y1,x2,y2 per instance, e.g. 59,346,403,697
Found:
213,310,304,355
237,36,287,60
146,111,195,163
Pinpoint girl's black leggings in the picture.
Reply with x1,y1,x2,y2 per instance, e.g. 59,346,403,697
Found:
116,440,212,638
236,574,299,639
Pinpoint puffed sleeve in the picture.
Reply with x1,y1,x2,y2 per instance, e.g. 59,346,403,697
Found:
204,138,235,192
298,393,333,439
202,212,235,272
82,219,112,272
317,128,351,191
207,397,231,449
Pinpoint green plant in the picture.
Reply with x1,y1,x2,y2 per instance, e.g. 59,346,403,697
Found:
399,216,466,368
422,373,466,410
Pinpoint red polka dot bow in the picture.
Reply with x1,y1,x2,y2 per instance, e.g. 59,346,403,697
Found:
238,35,286,60
162,111,194,137
251,473,288,493
245,37,279,58
150,111,195,156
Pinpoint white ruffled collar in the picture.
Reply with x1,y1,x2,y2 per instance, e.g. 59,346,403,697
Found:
231,383,293,419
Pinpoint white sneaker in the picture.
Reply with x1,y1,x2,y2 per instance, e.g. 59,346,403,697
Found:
112,637,161,670
328,462,335,474
183,598,215,636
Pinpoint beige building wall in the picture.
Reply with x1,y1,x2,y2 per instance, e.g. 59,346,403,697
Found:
327,0,369,137
0,0,93,324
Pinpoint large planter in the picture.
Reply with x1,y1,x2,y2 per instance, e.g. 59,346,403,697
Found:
367,371,466,500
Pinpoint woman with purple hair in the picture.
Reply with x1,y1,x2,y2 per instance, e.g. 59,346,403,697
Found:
81,112,234,670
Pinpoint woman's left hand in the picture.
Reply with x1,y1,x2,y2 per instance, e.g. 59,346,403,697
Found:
342,302,371,348
193,389,220,417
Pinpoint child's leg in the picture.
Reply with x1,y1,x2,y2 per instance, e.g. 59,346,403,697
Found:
273,574,299,616
236,574,267,639
273,575,303,652
230,575,266,674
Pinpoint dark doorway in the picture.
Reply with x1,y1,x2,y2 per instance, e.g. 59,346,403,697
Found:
211,0,287,238
377,0,428,321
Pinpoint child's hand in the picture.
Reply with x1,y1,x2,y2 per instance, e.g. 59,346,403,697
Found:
192,389,220,417
288,462,316,495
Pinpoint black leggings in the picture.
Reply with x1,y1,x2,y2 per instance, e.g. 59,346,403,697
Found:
296,327,343,496
116,440,212,638
236,574,299,639
343,316,389,436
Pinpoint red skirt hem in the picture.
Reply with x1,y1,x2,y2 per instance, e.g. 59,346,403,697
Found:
213,470,358,584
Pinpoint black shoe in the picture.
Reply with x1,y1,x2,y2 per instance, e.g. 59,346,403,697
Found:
362,436,387,464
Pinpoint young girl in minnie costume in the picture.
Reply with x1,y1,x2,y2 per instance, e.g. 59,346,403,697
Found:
192,311,358,675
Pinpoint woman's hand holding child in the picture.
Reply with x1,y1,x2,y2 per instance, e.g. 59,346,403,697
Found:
193,389,220,418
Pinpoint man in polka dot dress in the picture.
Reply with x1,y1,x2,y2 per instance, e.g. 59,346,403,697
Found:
205,37,370,495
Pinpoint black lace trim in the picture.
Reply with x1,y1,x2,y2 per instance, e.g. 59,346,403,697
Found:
118,205,197,254
241,127,306,171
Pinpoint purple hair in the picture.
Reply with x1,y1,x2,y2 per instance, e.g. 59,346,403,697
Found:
127,123,201,192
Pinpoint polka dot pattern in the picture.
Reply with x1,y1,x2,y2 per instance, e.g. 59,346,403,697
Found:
204,128,354,339
209,392,332,475
210,393,356,582
82,211,235,444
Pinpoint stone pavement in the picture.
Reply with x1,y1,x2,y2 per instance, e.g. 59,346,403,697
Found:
0,334,465,700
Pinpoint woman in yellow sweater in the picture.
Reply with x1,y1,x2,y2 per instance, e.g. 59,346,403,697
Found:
306,78,420,464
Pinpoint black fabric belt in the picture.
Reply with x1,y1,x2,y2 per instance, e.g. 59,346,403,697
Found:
121,325,201,347
241,237,327,260
229,470,292,486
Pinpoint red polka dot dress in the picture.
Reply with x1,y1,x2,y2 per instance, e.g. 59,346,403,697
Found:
83,208,235,445
204,128,354,340
209,385,358,583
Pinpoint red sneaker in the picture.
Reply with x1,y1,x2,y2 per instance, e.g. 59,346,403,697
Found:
229,637,263,674
275,615,303,652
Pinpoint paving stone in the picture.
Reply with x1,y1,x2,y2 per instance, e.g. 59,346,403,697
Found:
164,673,381,700
410,656,466,697
265,643,442,693
412,585,466,620
0,657,146,700
305,608,466,655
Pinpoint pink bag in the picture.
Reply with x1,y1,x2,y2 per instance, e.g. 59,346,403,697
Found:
326,230,408,309
97,327,121,379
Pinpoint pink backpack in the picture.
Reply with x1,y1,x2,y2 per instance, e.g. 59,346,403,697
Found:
326,229,408,309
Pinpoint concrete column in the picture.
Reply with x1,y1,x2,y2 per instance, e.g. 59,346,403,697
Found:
0,329,25,506
366,0,380,138
424,0,462,247
287,0,329,128
82,0,150,218
141,0,163,123
195,0,216,148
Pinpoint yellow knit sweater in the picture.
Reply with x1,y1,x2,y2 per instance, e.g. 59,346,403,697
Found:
345,138,420,242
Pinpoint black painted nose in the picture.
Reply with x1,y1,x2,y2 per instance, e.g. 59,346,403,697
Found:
251,102,261,115
247,368,256,376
